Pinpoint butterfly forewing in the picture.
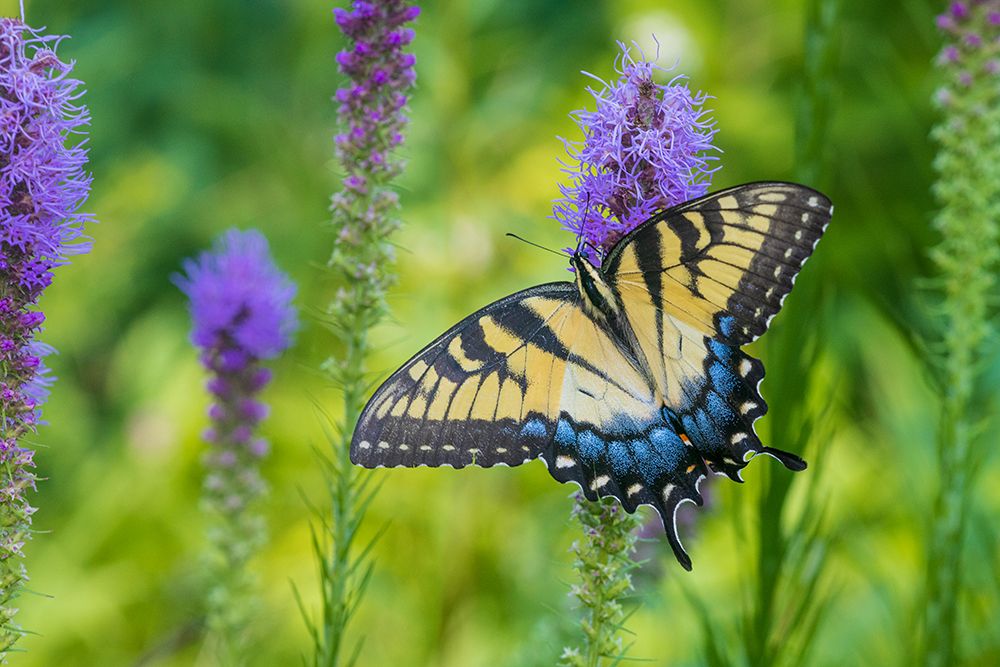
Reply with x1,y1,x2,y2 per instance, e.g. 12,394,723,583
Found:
605,181,832,345
351,283,578,468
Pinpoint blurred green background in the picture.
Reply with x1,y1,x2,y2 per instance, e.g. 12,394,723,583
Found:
2,0,997,665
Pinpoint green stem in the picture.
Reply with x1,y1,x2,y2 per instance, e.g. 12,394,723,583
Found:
923,400,969,667
921,5,1000,664
318,318,366,666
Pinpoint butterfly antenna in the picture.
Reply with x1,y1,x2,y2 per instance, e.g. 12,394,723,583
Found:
575,193,592,255
505,233,567,258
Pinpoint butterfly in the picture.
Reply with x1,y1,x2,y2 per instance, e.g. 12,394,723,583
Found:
350,182,832,569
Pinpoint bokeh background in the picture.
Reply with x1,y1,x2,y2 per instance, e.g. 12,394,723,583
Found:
2,0,997,665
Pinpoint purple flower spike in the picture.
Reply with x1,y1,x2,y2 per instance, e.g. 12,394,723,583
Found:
175,226,295,468
552,42,719,264
328,0,418,328
0,18,93,650
331,0,418,200
175,228,296,656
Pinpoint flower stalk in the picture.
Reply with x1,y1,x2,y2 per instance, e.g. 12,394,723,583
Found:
923,3,1000,666
558,495,641,667
0,18,92,655
553,43,717,665
175,229,297,665
304,3,418,666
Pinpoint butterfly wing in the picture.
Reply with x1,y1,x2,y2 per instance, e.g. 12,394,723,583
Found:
351,281,710,568
605,181,832,345
603,182,829,487
351,283,579,469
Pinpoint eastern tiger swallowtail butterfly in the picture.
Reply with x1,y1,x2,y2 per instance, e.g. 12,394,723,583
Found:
351,182,832,569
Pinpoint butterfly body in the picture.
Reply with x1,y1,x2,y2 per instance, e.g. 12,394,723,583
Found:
351,182,832,569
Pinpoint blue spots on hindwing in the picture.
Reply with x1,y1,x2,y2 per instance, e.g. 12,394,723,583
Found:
649,427,681,450
555,419,575,448
682,414,705,447
554,418,608,464
629,437,668,480
629,437,651,462
577,430,605,462
706,390,737,427
607,441,632,475
520,418,548,439
708,337,734,363
695,410,719,447
718,315,737,339
603,413,642,438
709,361,738,395
648,427,684,468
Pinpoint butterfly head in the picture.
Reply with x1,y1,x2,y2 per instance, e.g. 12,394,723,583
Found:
571,251,620,320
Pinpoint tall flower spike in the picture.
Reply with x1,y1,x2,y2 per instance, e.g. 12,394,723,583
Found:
924,3,1000,667
553,42,718,264
175,229,297,664
553,43,719,667
328,0,419,324
308,2,418,665
0,18,93,654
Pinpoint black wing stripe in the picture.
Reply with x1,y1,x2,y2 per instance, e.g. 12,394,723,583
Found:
634,227,667,389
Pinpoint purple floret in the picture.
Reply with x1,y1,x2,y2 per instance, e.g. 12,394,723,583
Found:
553,42,718,264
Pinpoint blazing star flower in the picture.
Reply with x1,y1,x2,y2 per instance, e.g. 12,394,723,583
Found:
174,228,296,661
0,18,92,652
329,0,419,317
178,229,297,362
553,42,718,264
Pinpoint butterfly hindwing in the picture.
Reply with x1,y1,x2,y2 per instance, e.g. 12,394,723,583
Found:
503,300,714,570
